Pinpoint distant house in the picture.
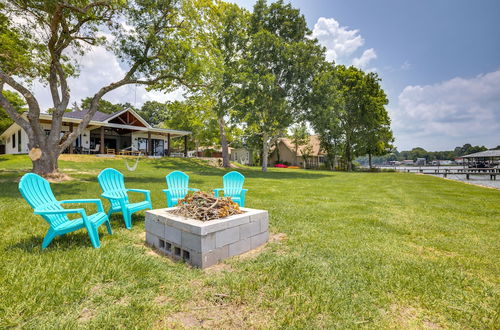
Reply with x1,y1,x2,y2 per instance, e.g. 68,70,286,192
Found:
402,160,414,165
0,109,190,156
415,158,426,166
229,147,252,165
269,135,325,168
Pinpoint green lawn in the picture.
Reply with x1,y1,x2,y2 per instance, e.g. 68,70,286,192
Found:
0,155,498,328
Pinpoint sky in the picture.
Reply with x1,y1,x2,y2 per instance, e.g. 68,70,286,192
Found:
30,0,500,151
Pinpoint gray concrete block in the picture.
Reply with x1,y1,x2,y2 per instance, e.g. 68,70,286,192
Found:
260,215,269,233
251,231,269,249
250,211,268,223
181,231,200,252
215,226,240,248
165,226,181,245
145,232,159,248
228,238,251,257
202,245,229,268
150,219,165,236
240,220,261,239
224,214,250,228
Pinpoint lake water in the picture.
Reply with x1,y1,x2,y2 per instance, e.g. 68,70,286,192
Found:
384,166,500,190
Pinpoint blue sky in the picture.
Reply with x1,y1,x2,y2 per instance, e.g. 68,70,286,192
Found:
30,0,500,151
230,0,500,151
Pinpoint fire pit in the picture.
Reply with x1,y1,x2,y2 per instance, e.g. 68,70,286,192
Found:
145,207,269,268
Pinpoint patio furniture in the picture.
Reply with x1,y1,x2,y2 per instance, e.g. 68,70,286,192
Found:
18,173,112,249
213,171,248,207
97,168,152,229
163,171,200,207
90,144,100,154
106,148,115,155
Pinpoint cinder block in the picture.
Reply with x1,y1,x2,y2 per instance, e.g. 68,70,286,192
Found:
260,215,269,233
145,232,159,248
150,219,165,236
165,226,181,245
145,207,268,268
224,214,250,228
250,211,268,223
228,238,251,257
215,226,240,248
181,231,200,252
145,218,153,232
202,245,229,268
251,231,269,249
240,220,260,239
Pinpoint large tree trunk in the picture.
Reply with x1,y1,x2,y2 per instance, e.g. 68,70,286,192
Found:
345,143,352,172
32,147,60,175
368,152,372,169
261,133,270,172
218,116,230,168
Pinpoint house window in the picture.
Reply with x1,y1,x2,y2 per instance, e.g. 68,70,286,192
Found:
17,130,21,152
12,133,15,148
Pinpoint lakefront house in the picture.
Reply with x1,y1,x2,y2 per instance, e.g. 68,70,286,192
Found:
0,108,191,156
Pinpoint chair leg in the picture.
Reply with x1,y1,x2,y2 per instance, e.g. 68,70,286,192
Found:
41,228,57,249
87,225,101,248
123,210,132,229
105,219,113,235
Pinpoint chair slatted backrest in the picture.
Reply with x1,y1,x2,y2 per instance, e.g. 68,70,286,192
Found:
98,168,128,208
223,171,245,197
166,171,190,200
18,173,68,228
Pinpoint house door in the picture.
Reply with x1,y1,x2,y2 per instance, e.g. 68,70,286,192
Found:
152,139,164,156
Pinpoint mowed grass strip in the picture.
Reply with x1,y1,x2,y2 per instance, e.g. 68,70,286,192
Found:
0,155,498,328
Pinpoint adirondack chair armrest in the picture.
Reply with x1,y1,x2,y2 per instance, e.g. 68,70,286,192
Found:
60,199,104,213
213,188,223,197
35,208,86,217
127,188,151,198
101,193,127,201
188,188,200,192
127,188,150,194
127,189,151,203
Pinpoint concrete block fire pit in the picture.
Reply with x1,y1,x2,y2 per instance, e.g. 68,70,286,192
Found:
145,207,269,268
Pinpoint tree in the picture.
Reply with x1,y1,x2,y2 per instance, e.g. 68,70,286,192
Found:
0,90,26,134
193,0,249,168
357,72,393,168
307,62,343,170
161,97,219,151
0,0,205,175
237,0,324,172
290,124,308,166
138,101,168,127
80,97,134,115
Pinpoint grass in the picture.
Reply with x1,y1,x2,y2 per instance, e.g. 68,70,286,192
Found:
0,154,498,328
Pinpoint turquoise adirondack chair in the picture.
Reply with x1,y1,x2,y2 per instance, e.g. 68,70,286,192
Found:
97,168,152,229
163,171,200,207
213,171,248,207
18,173,112,249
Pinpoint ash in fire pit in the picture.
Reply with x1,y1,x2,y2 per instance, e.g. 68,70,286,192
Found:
170,191,242,221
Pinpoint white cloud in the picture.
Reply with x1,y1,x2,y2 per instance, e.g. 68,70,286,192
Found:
352,48,377,69
391,70,500,150
311,17,377,71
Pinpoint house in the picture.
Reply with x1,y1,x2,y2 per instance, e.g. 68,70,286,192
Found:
268,135,326,168
0,108,191,156
229,147,252,165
